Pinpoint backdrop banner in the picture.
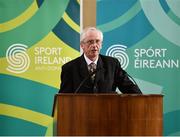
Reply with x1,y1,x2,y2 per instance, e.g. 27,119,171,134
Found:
97,0,180,136
0,0,80,136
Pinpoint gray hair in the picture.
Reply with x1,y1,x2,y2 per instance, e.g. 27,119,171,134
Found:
80,27,103,43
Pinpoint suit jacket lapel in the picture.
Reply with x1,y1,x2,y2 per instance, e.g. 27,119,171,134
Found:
95,55,105,83
79,55,89,79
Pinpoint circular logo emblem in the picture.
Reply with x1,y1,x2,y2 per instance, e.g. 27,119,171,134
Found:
106,44,129,69
6,43,30,73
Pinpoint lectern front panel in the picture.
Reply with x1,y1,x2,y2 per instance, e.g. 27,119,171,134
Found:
54,94,163,136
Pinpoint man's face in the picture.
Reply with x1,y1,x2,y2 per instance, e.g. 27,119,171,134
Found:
81,30,102,61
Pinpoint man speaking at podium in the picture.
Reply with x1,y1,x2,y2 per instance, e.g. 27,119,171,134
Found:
59,27,142,94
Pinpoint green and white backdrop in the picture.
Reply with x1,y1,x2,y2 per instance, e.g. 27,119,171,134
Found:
0,0,180,136
0,0,80,136
97,0,180,136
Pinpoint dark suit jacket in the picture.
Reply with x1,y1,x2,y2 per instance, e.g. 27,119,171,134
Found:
59,54,142,94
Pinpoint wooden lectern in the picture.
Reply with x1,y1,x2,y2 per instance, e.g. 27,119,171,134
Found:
53,94,163,136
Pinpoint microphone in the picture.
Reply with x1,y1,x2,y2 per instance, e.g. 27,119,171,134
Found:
75,68,101,93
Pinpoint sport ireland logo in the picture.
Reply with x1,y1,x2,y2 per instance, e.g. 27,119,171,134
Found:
106,44,129,69
6,44,30,73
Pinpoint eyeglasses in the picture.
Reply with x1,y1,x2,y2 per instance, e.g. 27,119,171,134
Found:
83,39,102,45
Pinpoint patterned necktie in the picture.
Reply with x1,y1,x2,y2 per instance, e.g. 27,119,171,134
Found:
88,63,96,82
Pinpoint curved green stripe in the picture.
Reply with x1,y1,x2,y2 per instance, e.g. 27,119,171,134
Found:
0,0,34,23
0,103,53,127
97,1,141,33
168,10,180,25
166,0,180,18
140,0,180,47
0,0,69,57
0,74,57,115
63,12,80,33
52,19,80,51
66,0,80,25
0,115,46,136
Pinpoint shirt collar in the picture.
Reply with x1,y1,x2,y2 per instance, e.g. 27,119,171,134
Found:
84,54,98,65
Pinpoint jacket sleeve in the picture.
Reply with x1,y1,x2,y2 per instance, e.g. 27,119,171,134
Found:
59,65,73,93
114,59,142,94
